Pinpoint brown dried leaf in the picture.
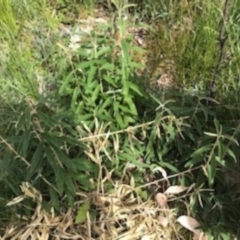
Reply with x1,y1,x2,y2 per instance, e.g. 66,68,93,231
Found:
152,166,168,179
6,195,25,206
155,193,168,208
158,216,169,227
177,216,202,237
164,185,188,195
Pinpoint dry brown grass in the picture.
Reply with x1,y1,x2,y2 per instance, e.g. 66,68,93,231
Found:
2,174,183,240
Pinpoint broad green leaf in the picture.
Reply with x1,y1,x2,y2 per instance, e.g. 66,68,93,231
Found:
114,102,126,128
75,113,93,122
0,150,12,180
51,146,77,173
59,72,74,95
97,97,113,115
75,175,93,191
76,49,93,58
100,63,114,71
118,104,134,114
71,87,80,110
26,142,44,180
118,153,149,169
189,194,197,213
124,96,137,115
77,61,94,70
161,162,179,173
116,114,126,129
220,232,231,240
207,156,216,186
176,139,183,155
113,101,119,113
65,188,74,208
205,233,214,240
64,172,76,196
213,118,221,132
96,46,111,58
225,147,237,162
42,200,52,213
121,40,130,66
7,132,20,145
41,133,61,148
191,145,212,157
217,141,223,160
24,106,31,130
57,136,80,147
136,189,148,200
96,111,113,122
56,168,65,196
15,111,25,133
166,125,175,140
75,200,90,224
72,158,98,172
196,170,205,188
37,112,58,128
75,101,84,114
129,61,143,69
91,84,101,103
184,156,205,168
194,117,203,136
103,74,117,86
203,202,211,219
87,65,97,84
0,117,14,127
200,193,212,206
123,81,129,97
45,147,64,195
123,115,136,124
84,81,98,95
128,82,143,96
19,129,31,157
222,134,239,145
130,44,147,53
49,186,60,210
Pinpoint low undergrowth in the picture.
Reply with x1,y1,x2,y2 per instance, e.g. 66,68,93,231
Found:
0,0,240,239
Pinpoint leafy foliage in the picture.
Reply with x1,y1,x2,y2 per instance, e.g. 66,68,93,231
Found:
0,0,240,239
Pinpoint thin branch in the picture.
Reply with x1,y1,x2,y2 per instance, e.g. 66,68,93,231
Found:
209,0,231,100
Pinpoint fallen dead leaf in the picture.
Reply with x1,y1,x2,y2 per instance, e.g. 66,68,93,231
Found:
164,185,188,195
177,215,203,238
158,216,169,227
152,166,168,179
155,193,168,208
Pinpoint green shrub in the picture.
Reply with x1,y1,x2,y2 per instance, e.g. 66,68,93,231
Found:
1,1,240,239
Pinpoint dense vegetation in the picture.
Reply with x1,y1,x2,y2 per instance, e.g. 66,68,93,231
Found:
1,0,240,239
